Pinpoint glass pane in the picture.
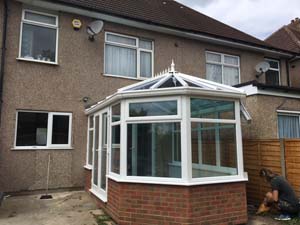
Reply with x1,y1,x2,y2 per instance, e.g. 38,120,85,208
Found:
111,125,120,174
16,112,48,146
206,52,221,63
88,130,93,165
21,24,57,62
266,60,279,69
129,100,177,117
140,51,152,78
191,98,235,119
100,113,108,190
224,55,239,65
206,63,222,83
278,115,300,138
127,123,181,178
89,115,94,128
223,66,239,86
52,115,70,145
191,122,237,178
112,104,120,122
139,39,152,50
105,44,137,77
24,11,56,25
265,70,279,85
158,77,183,88
93,149,99,186
107,33,136,46
94,116,99,149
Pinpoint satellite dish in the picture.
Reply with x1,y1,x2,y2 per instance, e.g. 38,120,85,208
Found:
87,20,104,41
255,61,270,73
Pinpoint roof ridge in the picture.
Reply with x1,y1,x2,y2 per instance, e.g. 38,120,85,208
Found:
264,25,285,41
284,26,300,48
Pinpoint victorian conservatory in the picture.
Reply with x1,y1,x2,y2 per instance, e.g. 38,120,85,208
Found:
84,63,248,225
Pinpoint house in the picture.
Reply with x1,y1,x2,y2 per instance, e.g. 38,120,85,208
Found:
0,0,298,224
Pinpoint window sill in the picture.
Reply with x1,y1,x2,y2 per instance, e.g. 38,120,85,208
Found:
89,188,107,203
11,147,74,151
103,73,150,81
17,57,58,66
84,165,93,170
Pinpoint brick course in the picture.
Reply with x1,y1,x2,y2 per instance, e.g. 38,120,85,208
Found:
85,170,247,225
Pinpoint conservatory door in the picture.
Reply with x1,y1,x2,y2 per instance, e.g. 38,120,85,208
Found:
91,110,108,201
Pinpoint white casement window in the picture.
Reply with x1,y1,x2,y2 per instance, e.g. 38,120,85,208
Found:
86,115,94,167
265,58,280,85
277,112,300,138
15,111,72,149
104,32,154,79
19,9,58,64
111,103,121,174
206,51,240,86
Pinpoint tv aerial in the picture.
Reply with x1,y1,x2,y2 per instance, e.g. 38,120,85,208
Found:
87,20,104,41
255,61,270,78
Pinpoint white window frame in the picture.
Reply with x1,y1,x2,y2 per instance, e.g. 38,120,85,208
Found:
276,110,300,139
205,51,241,85
18,9,59,65
14,110,72,150
104,32,154,80
85,115,94,169
265,58,281,85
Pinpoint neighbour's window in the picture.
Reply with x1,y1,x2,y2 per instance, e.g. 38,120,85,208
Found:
105,32,153,79
111,103,121,174
20,10,58,63
278,114,300,138
190,98,238,178
206,52,240,86
127,122,182,178
15,111,72,148
265,59,280,85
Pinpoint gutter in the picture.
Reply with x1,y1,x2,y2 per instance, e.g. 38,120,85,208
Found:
17,0,293,58
0,0,8,126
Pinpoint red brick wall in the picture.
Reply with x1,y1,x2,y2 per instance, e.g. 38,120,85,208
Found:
85,170,247,225
84,168,92,192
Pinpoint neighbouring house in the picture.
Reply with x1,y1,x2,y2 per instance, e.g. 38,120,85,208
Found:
0,0,299,224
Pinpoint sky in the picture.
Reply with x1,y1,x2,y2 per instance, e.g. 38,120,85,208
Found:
176,0,300,40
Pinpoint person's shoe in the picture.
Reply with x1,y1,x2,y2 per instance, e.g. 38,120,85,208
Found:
274,214,291,221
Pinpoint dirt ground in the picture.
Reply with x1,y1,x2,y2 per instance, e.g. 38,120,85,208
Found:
0,191,114,225
0,191,299,225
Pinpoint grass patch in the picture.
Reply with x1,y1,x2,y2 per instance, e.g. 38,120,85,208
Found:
94,214,112,225
282,217,300,225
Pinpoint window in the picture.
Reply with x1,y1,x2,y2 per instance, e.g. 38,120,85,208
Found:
190,98,238,178
265,59,280,85
87,115,94,166
278,114,300,138
206,52,240,86
129,100,177,117
105,32,153,79
19,10,58,63
15,111,72,148
111,104,121,174
127,123,181,178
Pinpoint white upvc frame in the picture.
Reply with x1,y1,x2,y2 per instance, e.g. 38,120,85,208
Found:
265,58,281,85
104,32,154,80
14,110,72,150
18,9,59,65
85,115,94,169
205,51,241,85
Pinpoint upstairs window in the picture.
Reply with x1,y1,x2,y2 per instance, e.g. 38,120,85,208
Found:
15,111,72,149
105,32,153,79
265,59,280,85
206,51,240,86
19,10,58,63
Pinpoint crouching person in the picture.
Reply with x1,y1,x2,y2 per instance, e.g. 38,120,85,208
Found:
260,168,299,221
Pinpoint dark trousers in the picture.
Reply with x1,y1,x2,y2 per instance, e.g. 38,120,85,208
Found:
278,200,299,215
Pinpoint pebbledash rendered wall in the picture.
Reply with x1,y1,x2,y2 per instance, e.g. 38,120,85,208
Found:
0,0,290,193
85,170,248,225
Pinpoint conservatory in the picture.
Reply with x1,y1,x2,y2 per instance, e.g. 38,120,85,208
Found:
84,63,248,225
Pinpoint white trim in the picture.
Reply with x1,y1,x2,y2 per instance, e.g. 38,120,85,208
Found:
18,9,59,64
104,32,154,79
265,58,281,85
89,188,107,203
14,110,72,149
277,110,300,115
16,0,293,57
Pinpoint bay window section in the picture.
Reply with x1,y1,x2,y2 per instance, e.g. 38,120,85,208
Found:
127,123,181,178
190,98,238,178
15,111,72,149
111,104,121,174
20,10,58,63
87,115,94,166
104,32,153,79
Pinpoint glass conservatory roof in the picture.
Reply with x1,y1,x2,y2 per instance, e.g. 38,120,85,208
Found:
86,61,245,114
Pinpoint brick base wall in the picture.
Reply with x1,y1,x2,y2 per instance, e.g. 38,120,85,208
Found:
85,170,247,225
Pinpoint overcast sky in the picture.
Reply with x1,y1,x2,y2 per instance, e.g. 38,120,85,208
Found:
176,0,300,40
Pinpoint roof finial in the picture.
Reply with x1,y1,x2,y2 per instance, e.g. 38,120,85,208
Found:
171,59,175,73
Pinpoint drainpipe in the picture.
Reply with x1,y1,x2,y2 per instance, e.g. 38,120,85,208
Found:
0,0,8,126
